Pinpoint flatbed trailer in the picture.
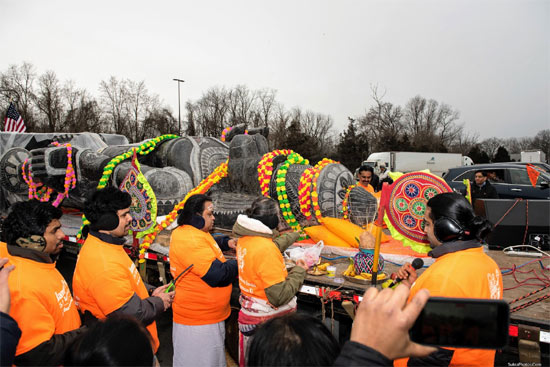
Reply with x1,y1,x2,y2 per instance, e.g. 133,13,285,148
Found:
55,219,549,366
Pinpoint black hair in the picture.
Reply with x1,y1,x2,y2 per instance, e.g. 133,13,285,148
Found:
475,170,488,177
1,200,62,246
177,194,211,226
358,165,374,174
427,193,493,241
247,313,340,366
83,187,132,225
245,197,280,229
67,315,154,366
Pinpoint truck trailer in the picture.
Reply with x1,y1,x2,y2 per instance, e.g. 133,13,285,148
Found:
363,151,473,177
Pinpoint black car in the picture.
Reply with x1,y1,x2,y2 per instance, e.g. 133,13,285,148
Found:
443,163,550,200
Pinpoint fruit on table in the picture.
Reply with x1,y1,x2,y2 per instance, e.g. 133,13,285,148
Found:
317,263,330,271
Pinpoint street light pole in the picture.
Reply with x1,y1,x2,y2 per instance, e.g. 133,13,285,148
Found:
173,78,185,135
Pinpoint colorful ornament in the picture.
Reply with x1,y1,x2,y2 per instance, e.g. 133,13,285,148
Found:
119,150,158,238
309,158,337,220
342,184,357,220
257,149,294,196
21,142,76,207
275,152,309,231
220,126,248,142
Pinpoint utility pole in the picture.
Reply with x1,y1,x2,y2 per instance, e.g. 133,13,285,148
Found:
173,78,185,135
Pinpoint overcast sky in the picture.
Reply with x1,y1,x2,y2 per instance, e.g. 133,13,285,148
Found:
1,0,548,139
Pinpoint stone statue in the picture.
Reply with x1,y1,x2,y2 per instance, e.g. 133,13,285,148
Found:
0,126,373,229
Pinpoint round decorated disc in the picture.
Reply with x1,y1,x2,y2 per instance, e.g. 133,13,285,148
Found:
387,172,452,243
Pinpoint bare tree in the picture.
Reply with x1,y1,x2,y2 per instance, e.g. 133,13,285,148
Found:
449,130,479,155
532,129,550,160
502,136,534,154
193,86,230,137
301,110,334,154
480,137,504,160
356,86,403,152
0,62,38,131
142,107,178,138
36,70,64,132
403,95,461,151
257,88,276,127
99,76,130,136
63,81,102,132
268,103,290,149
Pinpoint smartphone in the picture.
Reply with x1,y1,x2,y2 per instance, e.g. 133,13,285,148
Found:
410,297,509,349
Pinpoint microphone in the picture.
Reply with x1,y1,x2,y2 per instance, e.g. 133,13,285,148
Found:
388,258,424,288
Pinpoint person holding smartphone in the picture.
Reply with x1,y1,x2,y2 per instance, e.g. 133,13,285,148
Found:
394,192,503,367
72,187,174,356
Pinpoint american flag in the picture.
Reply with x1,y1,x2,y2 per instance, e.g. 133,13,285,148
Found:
3,102,26,132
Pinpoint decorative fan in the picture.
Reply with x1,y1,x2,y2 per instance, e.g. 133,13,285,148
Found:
384,171,452,253
119,150,157,238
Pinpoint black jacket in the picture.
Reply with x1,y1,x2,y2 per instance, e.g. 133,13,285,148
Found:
1,312,21,367
333,341,393,366
471,180,498,204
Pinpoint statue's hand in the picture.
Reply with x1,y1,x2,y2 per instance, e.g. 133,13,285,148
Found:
29,146,79,191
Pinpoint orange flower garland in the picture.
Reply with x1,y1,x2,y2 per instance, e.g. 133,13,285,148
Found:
220,126,248,142
310,158,338,219
257,149,294,196
341,184,358,220
297,167,315,219
21,142,76,207
138,159,229,262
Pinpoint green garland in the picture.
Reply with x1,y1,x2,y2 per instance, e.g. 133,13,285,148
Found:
97,134,179,189
275,152,309,231
77,134,180,241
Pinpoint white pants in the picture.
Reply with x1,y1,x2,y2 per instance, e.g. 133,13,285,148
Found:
172,321,226,367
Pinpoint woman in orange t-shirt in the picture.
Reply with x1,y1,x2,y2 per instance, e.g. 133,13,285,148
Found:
232,197,308,367
394,193,503,367
169,194,238,367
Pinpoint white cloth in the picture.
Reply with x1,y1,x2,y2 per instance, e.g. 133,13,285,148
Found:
172,321,226,367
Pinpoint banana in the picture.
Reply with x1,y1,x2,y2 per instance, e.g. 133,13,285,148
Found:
317,263,330,271
342,262,356,277
356,272,387,280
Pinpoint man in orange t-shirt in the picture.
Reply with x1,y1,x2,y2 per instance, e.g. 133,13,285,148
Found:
357,165,377,194
1,200,84,365
72,187,174,354
394,193,502,367
169,194,238,367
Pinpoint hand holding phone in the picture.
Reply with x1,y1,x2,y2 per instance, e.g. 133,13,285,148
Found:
410,297,509,349
152,285,174,311
350,285,437,360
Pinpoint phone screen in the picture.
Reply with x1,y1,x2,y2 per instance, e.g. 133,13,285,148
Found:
410,297,509,349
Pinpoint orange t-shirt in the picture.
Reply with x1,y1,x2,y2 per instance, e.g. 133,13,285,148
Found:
169,225,232,325
237,236,287,301
72,235,159,352
0,241,8,258
358,182,375,193
395,247,503,367
8,254,81,356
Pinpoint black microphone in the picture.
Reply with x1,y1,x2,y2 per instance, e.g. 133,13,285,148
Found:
389,258,424,287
